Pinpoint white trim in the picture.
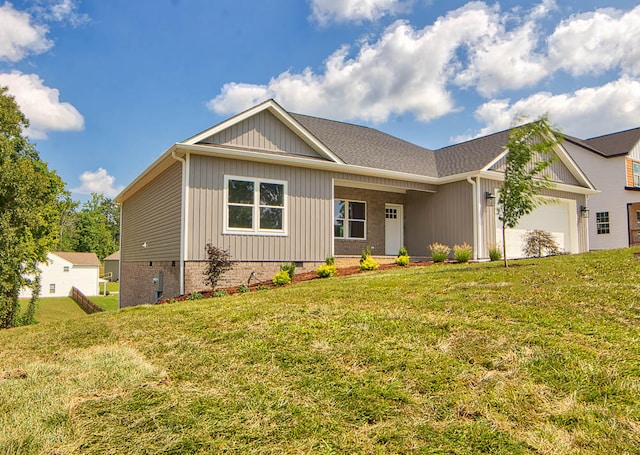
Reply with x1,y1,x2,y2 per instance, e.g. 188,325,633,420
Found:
334,179,409,194
334,198,367,240
171,151,187,296
181,99,345,164
467,176,478,260
330,178,335,259
479,170,599,195
223,175,288,236
117,204,123,309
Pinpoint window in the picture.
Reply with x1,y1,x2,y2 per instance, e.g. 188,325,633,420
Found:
225,176,286,234
63,266,70,272
637,211,640,229
385,207,398,219
596,211,610,234
634,162,640,187
334,199,366,239
49,283,55,294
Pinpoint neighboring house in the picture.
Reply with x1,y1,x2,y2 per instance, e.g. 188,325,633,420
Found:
19,252,101,299
103,250,120,281
115,99,596,308
564,127,640,250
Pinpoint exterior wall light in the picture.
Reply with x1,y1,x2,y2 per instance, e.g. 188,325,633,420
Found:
485,192,496,207
580,206,589,218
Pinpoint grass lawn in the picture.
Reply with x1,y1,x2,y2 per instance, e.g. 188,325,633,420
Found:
1,248,639,454
90,294,118,312
19,297,87,323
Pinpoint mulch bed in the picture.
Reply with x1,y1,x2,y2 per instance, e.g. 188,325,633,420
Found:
158,260,434,304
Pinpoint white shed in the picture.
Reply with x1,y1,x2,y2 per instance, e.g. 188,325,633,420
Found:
20,252,101,298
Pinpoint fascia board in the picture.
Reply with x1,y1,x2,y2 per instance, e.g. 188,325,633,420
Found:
554,142,597,190
115,145,177,203
481,149,508,172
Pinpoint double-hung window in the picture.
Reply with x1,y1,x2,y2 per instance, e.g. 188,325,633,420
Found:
334,199,366,239
596,211,610,235
225,176,286,234
633,162,640,187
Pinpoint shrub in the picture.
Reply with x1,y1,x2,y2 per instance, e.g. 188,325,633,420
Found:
396,255,410,266
488,245,502,262
187,292,202,301
359,256,379,271
429,243,450,262
204,243,232,290
213,290,228,298
256,285,270,291
272,270,291,286
398,246,409,257
359,245,373,264
237,284,250,293
522,230,560,258
316,264,337,278
325,256,335,266
280,262,296,280
453,242,473,263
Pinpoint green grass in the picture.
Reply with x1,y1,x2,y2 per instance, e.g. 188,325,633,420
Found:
19,297,87,323
2,248,639,454
91,294,119,312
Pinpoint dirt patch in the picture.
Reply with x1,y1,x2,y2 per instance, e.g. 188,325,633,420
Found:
158,261,435,304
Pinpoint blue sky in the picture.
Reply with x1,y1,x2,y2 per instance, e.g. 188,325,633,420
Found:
1,0,639,200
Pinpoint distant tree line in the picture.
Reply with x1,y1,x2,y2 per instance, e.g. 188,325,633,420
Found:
58,192,119,261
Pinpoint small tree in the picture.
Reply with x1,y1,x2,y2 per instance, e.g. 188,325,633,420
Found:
522,230,560,258
498,115,561,267
203,244,232,290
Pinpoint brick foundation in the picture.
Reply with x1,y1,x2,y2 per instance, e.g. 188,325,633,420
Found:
184,260,325,294
120,261,180,308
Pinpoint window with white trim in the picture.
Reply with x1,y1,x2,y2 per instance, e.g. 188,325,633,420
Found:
49,283,55,294
334,199,366,239
225,176,286,234
633,162,640,187
596,211,610,235
63,266,70,272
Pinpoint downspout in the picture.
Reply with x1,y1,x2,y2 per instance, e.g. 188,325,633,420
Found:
466,176,479,261
117,204,123,309
172,150,189,296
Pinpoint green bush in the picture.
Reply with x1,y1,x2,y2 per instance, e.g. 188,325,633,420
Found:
237,284,250,293
359,256,379,271
187,292,203,301
396,255,410,266
429,243,450,263
280,262,296,280
488,245,502,262
325,256,335,266
213,290,228,298
272,270,291,286
316,264,337,278
453,242,473,263
360,246,373,264
398,246,409,257
522,230,560,257
256,285,270,291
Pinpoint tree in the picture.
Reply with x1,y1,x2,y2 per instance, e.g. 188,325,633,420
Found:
0,87,67,328
73,194,119,260
522,230,560,258
498,116,561,267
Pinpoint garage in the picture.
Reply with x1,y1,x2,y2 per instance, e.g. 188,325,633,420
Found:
498,198,578,259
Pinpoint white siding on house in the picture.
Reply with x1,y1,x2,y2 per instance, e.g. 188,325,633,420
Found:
565,141,640,249
19,253,100,298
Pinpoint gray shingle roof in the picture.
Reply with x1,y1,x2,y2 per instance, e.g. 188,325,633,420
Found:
290,113,439,176
435,129,511,176
584,127,640,157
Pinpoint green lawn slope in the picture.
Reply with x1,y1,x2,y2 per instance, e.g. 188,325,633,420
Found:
1,249,639,454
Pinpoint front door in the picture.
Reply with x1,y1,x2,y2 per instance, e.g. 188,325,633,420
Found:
385,204,403,255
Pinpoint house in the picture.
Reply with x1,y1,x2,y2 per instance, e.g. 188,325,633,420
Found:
103,250,120,281
564,127,640,250
115,99,596,308
19,252,101,299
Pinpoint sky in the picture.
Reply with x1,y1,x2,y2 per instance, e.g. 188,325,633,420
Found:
1,0,639,201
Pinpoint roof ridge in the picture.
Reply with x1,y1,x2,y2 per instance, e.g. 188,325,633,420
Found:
586,125,640,141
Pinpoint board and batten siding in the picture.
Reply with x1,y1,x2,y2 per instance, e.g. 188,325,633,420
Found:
200,110,323,159
490,151,580,186
479,178,588,256
187,155,333,262
121,162,182,261
405,180,473,257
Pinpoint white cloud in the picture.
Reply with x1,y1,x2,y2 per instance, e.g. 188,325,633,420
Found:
210,2,504,123
71,168,124,198
0,71,84,139
0,2,52,62
548,5,640,76
35,0,90,27
310,0,405,25
468,76,640,139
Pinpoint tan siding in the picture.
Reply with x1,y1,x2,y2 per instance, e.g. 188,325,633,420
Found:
202,110,322,158
405,181,473,258
491,152,580,185
121,162,182,261
187,155,333,262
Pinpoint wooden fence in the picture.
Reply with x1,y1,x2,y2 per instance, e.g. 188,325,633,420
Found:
71,287,104,314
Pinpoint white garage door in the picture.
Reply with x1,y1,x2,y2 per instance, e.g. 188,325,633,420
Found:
498,199,577,259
